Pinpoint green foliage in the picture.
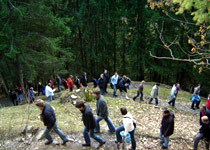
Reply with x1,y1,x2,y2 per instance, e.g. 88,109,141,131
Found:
84,88,93,102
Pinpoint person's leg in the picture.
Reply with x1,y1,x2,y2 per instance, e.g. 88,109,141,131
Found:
191,101,195,109
140,91,143,101
155,98,158,105
163,136,170,148
48,96,52,102
133,91,139,101
95,116,102,133
53,122,69,142
58,83,60,92
168,97,175,106
89,129,104,144
193,133,204,150
115,126,125,143
205,139,209,150
129,129,136,150
43,127,53,142
196,101,200,109
104,116,115,132
149,98,153,104
159,131,164,143
113,84,117,97
83,127,91,144
172,98,176,107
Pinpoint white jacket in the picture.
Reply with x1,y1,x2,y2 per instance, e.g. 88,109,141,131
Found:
111,75,119,85
123,112,135,136
45,85,55,97
150,85,159,98
170,85,177,98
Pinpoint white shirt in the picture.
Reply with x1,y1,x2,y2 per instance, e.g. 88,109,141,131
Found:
111,75,119,85
45,85,55,97
170,85,177,98
123,112,134,136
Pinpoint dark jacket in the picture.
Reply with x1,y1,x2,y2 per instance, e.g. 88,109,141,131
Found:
81,105,96,132
103,73,109,83
75,78,81,88
160,113,175,137
96,96,108,118
118,79,126,88
199,122,210,140
81,75,88,87
42,103,56,129
98,78,105,89
138,83,144,92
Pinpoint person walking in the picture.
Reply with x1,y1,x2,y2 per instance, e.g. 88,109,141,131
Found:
81,72,88,87
34,99,70,145
103,69,109,93
45,83,55,102
93,90,115,133
62,79,68,90
133,80,145,102
159,108,175,149
168,83,180,108
67,75,74,92
38,82,45,96
75,101,106,149
56,75,63,92
98,74,105,95
75,76,81,89
115,107,136,150
118,75,130,100
111,72,119,97
28,87,35,103
191,84,201,110
193,116,210,150
16,86,23,103
124,76,131,89
148,83,160,105
9,90,18,106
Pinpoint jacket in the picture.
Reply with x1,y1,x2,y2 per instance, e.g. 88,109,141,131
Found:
81,105,96,132
160,113,175,137
199,122,210,140
45,85,55,97
103,73,109,83
138,83,144,92
150,85,159,98
98,78,105,89
111,75,119,85
118,79,126,88
41,103,56,129
194,87,200,95
170,84,178,98
67,78,74,88
96,96,108,118
123,112,135,136
81,75,88,87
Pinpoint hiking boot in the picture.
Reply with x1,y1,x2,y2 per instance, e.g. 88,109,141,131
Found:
96,141,106,149
133,98,135,101
160,141,164,145
82,143,91,147
161,145,168,149
62,139,70,145
45,140,53,145
191,107,195,110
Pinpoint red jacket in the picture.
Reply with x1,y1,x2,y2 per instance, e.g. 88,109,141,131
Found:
206,99,210,109
67,78,74,88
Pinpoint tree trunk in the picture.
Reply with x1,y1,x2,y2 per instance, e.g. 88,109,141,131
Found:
0,72,9,95
17,54,24,92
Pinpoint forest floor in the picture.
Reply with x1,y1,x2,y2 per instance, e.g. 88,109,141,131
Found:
0,82,207,150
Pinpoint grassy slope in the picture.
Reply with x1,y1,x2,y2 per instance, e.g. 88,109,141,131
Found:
0,83,205,149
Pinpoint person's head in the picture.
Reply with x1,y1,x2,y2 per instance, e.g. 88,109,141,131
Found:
141,80,145,84
162,108,170,116
48,83,51,86
114,72,118,76
104,69,107,73
156,83,160,86
38,82,41,85
76,76,78,79
83,72,86,76
201,116,209,124
200,105,206,112
30,87,33,90
75,101,85,110
70,75,73,78
34,99,45,110
93,90,101,99
176,83,180,89
100,74,103,78
197,84,201,88
120,107,128,115
123,75,127,80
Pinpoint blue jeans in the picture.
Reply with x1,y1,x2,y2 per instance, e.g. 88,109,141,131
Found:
47,96,53,102
116,125,136,150
100,88,105,95
149,97,158,105
44,122,69,142
18,94,23,102
168,96,176,107
159,131,170,148
95,116,115,132
133,91,143,101
58,84,63,92
83,127,104,144
113,84,117,97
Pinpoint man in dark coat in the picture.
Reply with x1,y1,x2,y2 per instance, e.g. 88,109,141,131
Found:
98,74,105,95
194,116,210,150
93,90,115,133
75,101,105,149
159,108,175,149
81,72,88,87
38,82,45,96
103,69,109,93
35,99,70,145
9,90,18,106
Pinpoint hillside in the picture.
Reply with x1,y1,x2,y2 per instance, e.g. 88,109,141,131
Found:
0,83,206,150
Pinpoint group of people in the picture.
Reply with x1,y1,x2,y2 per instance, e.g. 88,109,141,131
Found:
34,90,137,149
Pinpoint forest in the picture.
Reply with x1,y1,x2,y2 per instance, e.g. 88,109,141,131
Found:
0,0,210,96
